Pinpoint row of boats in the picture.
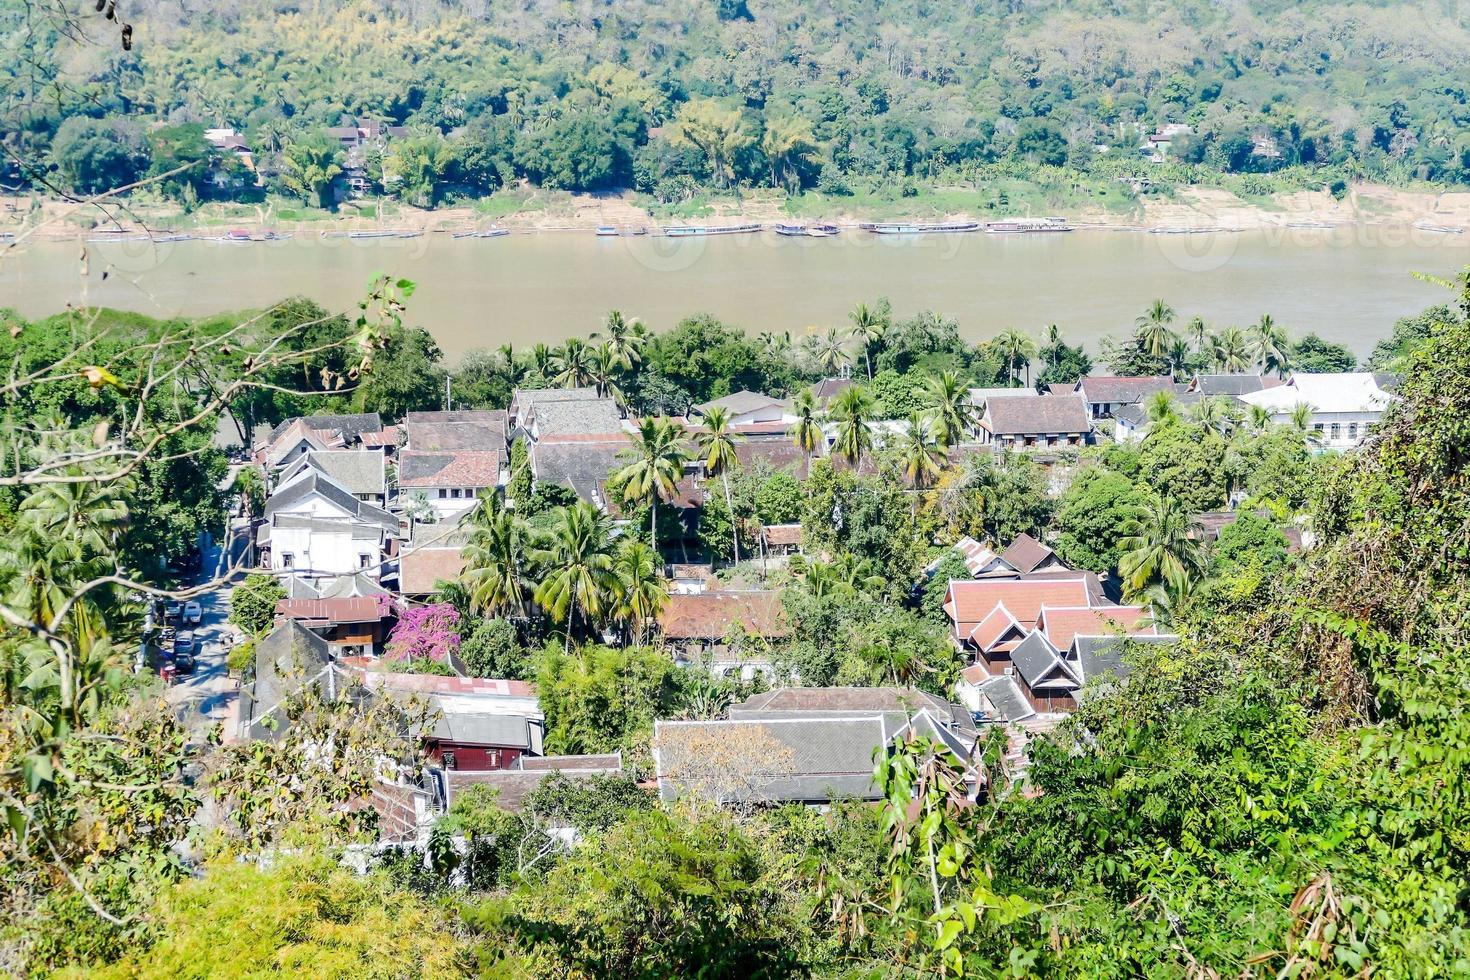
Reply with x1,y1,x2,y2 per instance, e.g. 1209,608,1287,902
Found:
85,229,295,244
594,216,1073,238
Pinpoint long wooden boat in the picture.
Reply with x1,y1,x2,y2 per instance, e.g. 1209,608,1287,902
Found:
662,223,762,237
775,222,841,237
596,226,649,237
985,217,1072,233
452,228,510,239
859,221,980,235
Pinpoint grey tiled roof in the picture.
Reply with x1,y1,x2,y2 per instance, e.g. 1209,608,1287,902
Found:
976,676,1036,722
266,470,398,533
1190,374,1267,396
697,390,786,416
730,687,975,737
404,410,507,453
1009,631,1068,687
531,439,629,503
528,398,624,437
281,450,386,497
268,413,382,444
985,394,1091,436
240,621,337,741
432,709,534,749
1073,633,1175,686
654,716,887,804
1076,376,1177,406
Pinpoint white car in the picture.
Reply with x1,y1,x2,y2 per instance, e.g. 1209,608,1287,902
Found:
182,601,203,625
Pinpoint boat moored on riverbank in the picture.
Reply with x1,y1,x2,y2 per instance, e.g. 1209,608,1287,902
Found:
663,223,763,237
859,221,980,235
775,222,841,237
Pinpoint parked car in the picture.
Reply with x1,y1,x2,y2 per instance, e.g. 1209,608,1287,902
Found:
173,631,196,654
165,601,183,621
182,600,203,625
174,650,196,676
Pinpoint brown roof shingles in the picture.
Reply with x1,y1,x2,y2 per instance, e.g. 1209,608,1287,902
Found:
984,394,1091,437
399,547,467,596
398,450,501,488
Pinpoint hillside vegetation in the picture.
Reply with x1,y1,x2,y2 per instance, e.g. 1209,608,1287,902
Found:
4,0,1469,209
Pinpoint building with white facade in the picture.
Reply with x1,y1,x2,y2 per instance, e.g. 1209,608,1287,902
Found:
1238,373,1396,450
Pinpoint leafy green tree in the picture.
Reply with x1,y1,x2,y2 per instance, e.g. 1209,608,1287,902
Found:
228,573,286,636
50,117,147,195
923,370,975,447
1134,299,1177,358
531,502,620,647
146,123,211,202
463,491,530,617
460,618,527,679
1052,467,1151,574
612,539,667,645
667,100,755,187
353,326,447,419
385,134,455,207
279,133,343,208
534,644,682,754
755,471,802,525
1291,332,1357,373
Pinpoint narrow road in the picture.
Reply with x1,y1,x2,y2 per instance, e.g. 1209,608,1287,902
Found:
166,520,249,736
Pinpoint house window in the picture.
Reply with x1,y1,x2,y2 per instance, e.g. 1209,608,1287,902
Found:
451,488,463,499
1330,423,1341,442
1313,424,1324,435
281,553,294,568
438,488,448,499
442,750,457,770
359,553,371,569
1349,423,1358,440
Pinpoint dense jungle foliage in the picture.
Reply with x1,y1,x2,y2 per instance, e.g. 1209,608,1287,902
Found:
4,0,1470,208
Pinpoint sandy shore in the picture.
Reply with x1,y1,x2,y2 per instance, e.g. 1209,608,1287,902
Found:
4,183,1469,242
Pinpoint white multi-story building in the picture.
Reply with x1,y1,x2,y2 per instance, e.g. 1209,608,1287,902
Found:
1238,372,1396,450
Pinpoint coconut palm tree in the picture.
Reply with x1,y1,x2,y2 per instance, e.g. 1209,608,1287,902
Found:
610,417,689,549
553,337,596,388
599,310,643,369
994,327,1038,387
1117,496,1205,600
612,539,667,645
1166,335,1193,380
1245,403,1274,433
1143,389,1181,427
20,478,131,556
1288,402,1322,446
1134,299,1177,358
532,502,620,650
1188,395,1235,439
809,325,852,377
757,331,792,359
924,370,976,447
529,342,555,379
829,384,875,467
695,406,744,563
1210,327,1252,374
462,491,529,617
899,411,946,492
791,389,822,470
848,302,890,381
1252,314,1292,378
588,343,626,405
1185,315,1208,354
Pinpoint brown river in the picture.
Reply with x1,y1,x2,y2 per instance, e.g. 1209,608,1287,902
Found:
3,226,1466,358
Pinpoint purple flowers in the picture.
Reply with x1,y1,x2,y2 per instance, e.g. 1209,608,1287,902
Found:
385,603,462,663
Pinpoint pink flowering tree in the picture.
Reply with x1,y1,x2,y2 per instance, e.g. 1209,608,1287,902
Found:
385,603,462,664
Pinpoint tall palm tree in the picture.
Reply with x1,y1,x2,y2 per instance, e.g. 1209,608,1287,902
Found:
532,502,620,650
791,389,822,471
994,327,1038,387
588,343,626,405
611,417,689,549
612,539,667,645
553,337,595,388
924,370,976,447
809,325,852,377
829,384,875,467
1252,314,1291,378
1210,327,1252,374
695,406,744,564
757,331,792,359
20,478,131,555
1185,315,1208,354
599,310,643,369
1134,299,1177,358
462,490,529,617
1165,335,1192,380
529,342,555,379
1117,496,1204,600
899,411,946,492
848,302,890,381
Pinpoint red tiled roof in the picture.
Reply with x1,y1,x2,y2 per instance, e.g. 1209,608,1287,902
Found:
969,605,1022,650
1037,606,1154,649
361,426,400,448
397,450,501,488
399,547,466,595
362,671,536,698
658,590,788,640
944,577,1093,630
275,595,394,625
999,533,1056,574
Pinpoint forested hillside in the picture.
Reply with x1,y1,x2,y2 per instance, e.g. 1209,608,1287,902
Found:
4,0,1469,207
